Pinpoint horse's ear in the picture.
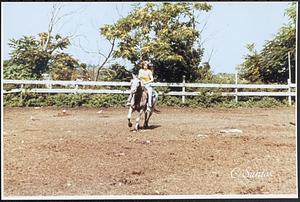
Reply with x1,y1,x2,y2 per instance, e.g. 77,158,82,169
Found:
132,74,137,79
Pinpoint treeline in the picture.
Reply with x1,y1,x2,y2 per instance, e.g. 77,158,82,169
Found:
238,3,296,84
3,3,296,84
3,3,213,83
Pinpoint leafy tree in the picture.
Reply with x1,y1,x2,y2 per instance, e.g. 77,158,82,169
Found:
260,25,295,83
109,63,132,81
197,62,213,81
4,4,86,81
6,35,52,79
93,64,131,81
49,52,80,80
75,63,91,80
238,43,262,83
3,60,33,80
239,3,296,83
4,32,84,80
100,2,212,82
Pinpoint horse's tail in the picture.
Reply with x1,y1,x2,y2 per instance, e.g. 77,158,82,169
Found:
153,90,158,99
153,105,161,113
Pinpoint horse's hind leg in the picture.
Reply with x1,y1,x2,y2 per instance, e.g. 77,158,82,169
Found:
145,111,153,128
144,93,157,128
127,107,133,127
143,111,148,128
128,119,132,127
134,110,143,131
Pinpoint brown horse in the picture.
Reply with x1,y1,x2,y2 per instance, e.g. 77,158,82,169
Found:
127,74,158,131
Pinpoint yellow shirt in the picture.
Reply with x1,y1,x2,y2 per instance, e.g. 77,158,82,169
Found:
138,69,153,84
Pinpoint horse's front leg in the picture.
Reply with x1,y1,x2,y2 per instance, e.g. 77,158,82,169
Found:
144,111,148,128
127,107,133,127
134,110,143,131
146,110,153,128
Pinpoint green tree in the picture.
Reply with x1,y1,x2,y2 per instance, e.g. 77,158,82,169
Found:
4,4,86,81
238,43,262,83
109,63,132,81
3,60,33,80
100,2,212,82
197,62,213,81
6,35,52,79
4,32,83,80
49,52,80,80
239,3,296,83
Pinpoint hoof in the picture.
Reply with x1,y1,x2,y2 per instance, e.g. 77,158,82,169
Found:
128,122,132,127
134,125,140,131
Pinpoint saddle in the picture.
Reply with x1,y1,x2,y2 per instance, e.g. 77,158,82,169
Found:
131,88,157,110
141,87,156,99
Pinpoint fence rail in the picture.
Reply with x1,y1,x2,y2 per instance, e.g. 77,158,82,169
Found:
3,79,297,88
3,79,296,105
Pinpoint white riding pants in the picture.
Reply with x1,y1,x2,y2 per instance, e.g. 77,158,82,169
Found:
145,83,152,107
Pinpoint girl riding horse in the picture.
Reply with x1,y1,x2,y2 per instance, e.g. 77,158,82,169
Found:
126,61,154,112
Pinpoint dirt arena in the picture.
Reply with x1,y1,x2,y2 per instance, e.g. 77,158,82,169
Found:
3,106,296,196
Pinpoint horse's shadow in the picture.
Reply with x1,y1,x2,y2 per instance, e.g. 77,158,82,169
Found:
130,124,161,132
142,124,161,130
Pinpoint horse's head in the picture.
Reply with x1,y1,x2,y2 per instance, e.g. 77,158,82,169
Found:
130,74,141,94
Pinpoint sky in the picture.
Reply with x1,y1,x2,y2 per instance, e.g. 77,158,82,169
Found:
1,2,292,74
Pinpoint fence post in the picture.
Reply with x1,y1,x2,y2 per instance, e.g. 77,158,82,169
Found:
288,52,292,83
288,52,292,106
20,84,24,105
235,71,238,103
45,80,52,89
182,75,186,103
288,79,291,106
75,80,79,94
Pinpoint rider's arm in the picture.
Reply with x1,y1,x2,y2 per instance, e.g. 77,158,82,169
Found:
138,69,142,80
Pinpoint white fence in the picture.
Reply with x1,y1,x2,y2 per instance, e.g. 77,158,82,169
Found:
3,79,296,105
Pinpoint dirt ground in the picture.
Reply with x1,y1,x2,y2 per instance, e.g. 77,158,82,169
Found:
3,106,297,196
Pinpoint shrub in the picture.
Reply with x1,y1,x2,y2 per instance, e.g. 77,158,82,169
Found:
158,95,181,106
254,97,283,108
187,89,226,107
3,92,290,108
4,94,22,107
50,94,72,107
86,94,126,107
218,97,287,108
